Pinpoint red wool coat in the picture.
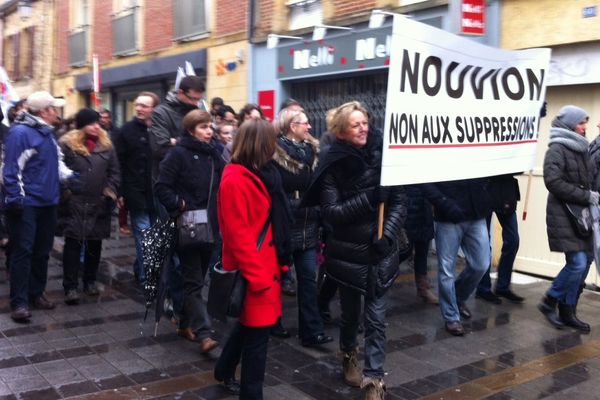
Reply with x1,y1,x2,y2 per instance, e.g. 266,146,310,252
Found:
217,164,282,327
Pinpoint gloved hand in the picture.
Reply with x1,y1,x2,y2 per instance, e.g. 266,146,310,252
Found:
372,233,393,257
589,191,600,205
67,172,84,193
5,202,24,219
369,185,390,207
445,202,466,223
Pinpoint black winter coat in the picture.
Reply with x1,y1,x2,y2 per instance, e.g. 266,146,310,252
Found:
113,117,153,212
310,133,407,296
155,135,224,230
543,127,593,252
403,184,434,243
489,174,521,215
59,131,120,240
422,178,491,223
273,135,320,251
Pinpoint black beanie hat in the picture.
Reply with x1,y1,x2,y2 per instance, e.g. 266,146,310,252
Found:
75,108,100,129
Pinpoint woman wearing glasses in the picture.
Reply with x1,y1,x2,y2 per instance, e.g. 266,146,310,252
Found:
273,108,333,347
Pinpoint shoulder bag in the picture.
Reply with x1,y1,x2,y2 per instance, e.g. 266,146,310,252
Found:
563,202,593,238
207,213,271,321
177,157,215,250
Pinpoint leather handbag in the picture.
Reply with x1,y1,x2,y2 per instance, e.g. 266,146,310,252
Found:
176,158,215,250
563,202,593,238
207,214,271,321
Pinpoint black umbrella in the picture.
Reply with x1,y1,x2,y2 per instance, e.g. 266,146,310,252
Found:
140,218,176,335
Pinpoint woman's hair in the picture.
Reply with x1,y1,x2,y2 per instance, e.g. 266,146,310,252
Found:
231,119,276,171
328,101,369,137
182,109,212,134
237,103,264,125
274,108,303,136
63,128,112,156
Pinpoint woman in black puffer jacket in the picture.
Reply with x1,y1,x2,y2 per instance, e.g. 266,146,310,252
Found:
273,108,332,347
304,101,406,398
155,109,224,353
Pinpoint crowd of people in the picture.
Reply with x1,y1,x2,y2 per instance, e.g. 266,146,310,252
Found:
1,80,598,400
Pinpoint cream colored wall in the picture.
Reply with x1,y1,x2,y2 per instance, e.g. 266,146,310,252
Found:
502,0,600,49
510,83,600,284
53,76,86,118
206,41,248,113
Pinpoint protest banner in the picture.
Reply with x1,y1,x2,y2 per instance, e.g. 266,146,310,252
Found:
380,16,551,185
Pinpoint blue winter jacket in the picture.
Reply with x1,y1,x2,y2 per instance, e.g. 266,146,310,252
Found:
3,112,72,207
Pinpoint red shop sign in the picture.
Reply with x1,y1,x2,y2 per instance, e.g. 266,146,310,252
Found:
461,0,485,35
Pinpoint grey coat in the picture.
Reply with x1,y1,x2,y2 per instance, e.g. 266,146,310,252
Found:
543,127,593,252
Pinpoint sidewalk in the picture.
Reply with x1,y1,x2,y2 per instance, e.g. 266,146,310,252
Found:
2,232,600,399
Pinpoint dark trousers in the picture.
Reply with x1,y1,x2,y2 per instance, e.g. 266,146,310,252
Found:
178,244,213,338
215,323,272,400
294,248,325,339
478,211,520,293
399,239,432,278
62,238,102,292
339,285,387,379
8,205,57,309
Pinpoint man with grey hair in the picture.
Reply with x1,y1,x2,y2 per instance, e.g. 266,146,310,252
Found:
3,91,75,322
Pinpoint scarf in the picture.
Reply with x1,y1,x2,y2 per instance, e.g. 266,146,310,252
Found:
84,134,99,153
548,127,589,153
257,160,294,266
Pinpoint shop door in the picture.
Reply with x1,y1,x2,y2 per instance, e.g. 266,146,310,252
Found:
290,71,388,139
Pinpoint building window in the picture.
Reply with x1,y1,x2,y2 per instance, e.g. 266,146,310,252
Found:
288,0,321,31
68,0,89,66
3,27,35,81
112,0,138,56
173,0,208,41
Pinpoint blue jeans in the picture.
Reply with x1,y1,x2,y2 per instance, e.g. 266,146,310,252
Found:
215,323,272,400
478,211,520,293
548,251,591,305
8,205,57,309
293,248,325,339
130,210,156,284
436,219,490,322
339,285,387,379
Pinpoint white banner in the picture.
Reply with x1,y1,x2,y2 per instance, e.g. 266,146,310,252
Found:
380,16,551,185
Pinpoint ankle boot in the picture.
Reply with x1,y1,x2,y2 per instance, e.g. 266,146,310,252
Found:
415,275,438,304
537,294,564,329
558,302,590,332
361,376,386,400
342,350,362,387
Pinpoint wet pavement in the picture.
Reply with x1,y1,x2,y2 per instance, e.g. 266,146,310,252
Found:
2,231,600,399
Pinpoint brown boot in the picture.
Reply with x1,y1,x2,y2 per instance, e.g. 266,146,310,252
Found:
199,337,219,353
361,376,386,400
415,275,438,304
342,350,362,387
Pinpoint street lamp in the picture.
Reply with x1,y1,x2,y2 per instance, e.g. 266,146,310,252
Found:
18,0,32,21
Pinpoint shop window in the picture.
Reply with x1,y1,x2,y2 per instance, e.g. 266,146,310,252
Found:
173,0,208,41
3,27,34,81
68,0,89,66
112,0,138,56
288,0,322,31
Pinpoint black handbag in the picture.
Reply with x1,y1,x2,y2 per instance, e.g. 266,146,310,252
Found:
563,202,593,238
177,158,215,250
207,214,271,321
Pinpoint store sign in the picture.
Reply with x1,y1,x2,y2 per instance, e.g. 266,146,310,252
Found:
461,0,485,35
277,26,391,80
380,16,551,185
257,90,275,122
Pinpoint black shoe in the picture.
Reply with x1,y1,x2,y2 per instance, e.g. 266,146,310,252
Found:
445,321,464,336
31,295,55,310
11,306,31,322
281,281,296,296
537,295,564,329
495,290,525,303
558,303,590,333
64,289,80,305
270,326,291,339
476,291,502,304
458,303,472,320
301,334,333,347
220,378,241,395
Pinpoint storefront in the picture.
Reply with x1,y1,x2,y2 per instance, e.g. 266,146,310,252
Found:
74,50,206,126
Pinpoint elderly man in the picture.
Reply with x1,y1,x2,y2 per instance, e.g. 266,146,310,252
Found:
3,91,74,322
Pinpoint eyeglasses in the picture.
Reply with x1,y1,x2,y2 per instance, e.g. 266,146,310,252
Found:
183,92,203,102
292,121,310,126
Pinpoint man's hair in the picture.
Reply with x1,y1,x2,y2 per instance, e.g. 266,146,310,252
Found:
231,119,276,171
179,76,205,93
211,97,224,107
98,108,111,116
279,98,303,112
137,91,160,107
237,103,264,124
216,105,235,119
182,109,211,134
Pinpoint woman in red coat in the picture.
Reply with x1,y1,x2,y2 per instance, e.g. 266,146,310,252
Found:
214,118,292,399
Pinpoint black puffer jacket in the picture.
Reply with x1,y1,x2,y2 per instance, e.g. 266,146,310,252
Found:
155,135,224,231
59,130,120,240
309,133,407,296
273,135,320,251
489,174,521,215
422,178,491,223
113,117,153,212
544,127,593,252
